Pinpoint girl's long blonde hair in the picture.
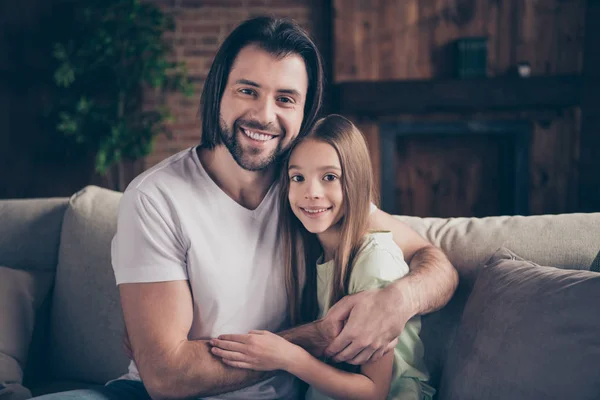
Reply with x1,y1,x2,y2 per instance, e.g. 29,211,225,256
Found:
278,114,376,325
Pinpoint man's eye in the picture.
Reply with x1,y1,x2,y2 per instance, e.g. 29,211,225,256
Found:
240,88,256,96
290,175,304,182
323,174,338,182
278,96,294,104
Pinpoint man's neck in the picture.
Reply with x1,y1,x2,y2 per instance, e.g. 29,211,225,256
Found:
197,146,277,210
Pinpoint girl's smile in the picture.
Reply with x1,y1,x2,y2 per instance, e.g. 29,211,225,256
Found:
298,206,334,218
287,138,344,236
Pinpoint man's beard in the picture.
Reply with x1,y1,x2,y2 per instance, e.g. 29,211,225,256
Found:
219,117,286,171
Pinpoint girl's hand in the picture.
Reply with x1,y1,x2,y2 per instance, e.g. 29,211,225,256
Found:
210,330,300,371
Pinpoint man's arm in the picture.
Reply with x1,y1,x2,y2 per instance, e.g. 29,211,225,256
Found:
120,281,269,400
211,331,393,400
323,209,458,365
372,209,458,315
277,319,341,358
121,280,344,400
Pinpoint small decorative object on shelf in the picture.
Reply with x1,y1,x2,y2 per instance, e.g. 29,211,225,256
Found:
453,37,488,78
517,62,532,77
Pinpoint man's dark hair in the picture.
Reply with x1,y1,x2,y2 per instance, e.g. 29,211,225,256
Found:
199,16,324,149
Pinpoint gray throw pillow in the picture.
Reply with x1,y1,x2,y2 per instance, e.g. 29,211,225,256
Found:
438,247,600,400
0,382,33,400
0,266,53,399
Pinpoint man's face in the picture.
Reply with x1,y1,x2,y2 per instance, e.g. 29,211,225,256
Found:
219,44,308,171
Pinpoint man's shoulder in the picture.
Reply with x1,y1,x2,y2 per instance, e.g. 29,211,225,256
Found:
124,147,200,202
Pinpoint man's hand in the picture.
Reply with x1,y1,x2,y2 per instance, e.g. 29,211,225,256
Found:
211,330,302,372
277,317,342,359
323,286,408,365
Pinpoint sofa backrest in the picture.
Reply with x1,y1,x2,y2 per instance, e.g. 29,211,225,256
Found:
43,185,600,388
0,197,69,272
0,197,69,388
397,213,600,388
47,186,128,384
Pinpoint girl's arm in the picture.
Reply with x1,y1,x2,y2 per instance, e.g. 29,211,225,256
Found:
210,330,393,400
289,345,394,400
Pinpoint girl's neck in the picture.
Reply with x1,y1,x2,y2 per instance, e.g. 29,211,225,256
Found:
317,227,340,263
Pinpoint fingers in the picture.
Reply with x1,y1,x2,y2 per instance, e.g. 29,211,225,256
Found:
210,346,249,362
325,335,352,359
324,294,355,322
369,347,386,364
221,359,254,369
210,339,246,353
367,338,398,364
329,335,398,364
331,341,364,364
323,296,359,357
347,347,376,365
385,338,399,353
217,334,250,343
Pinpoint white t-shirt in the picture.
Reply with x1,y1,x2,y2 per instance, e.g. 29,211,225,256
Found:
111,147,298,400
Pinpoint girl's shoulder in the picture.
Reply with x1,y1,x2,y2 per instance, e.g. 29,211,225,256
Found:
359,230,404,260
348,231,409,293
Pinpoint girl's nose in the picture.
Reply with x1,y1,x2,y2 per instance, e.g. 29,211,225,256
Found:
304,180,323,199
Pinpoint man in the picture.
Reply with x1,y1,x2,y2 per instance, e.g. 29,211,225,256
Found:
34,16,457,400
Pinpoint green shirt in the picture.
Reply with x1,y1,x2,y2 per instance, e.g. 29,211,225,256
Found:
306,232,435,400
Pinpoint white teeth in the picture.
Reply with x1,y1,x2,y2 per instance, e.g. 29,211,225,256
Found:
243,129,272,141
303,208,328,213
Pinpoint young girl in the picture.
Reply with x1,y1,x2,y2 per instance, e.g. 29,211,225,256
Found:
211,115,434,400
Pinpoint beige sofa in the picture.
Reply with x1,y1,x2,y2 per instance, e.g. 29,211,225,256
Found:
1,185,599,398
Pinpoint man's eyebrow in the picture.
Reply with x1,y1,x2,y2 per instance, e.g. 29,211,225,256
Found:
235,79,260,87
277,88,302,98
235,79,301,98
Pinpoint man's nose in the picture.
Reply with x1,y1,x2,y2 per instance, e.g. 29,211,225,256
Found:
255,97,276,127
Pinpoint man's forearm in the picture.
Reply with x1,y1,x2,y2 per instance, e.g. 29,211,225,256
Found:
393,245,458,316
140,339,268,399
143,322,334,399
278,320,333,358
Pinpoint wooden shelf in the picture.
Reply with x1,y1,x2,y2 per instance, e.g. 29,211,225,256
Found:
332,75,583,115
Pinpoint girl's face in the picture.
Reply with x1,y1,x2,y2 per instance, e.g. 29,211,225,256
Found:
287,139,344,234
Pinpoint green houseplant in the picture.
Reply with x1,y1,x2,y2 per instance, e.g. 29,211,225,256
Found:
51,0,193,189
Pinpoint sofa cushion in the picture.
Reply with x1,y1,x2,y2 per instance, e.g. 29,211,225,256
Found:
0,198,68,271
396,213,600,388
48,186,128,384
591,249,600,272
397,213,600,285
0,266,53,398
29,380,105,397
438,247,600,400
0,382,33,400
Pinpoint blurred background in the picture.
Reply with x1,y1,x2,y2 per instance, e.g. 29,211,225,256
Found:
1,0,598,218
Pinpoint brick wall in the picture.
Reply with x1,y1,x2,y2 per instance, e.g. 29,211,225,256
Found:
145,0,328,168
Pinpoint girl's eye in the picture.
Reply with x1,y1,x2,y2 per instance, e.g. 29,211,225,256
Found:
323,174,338,182
290,175,304,182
